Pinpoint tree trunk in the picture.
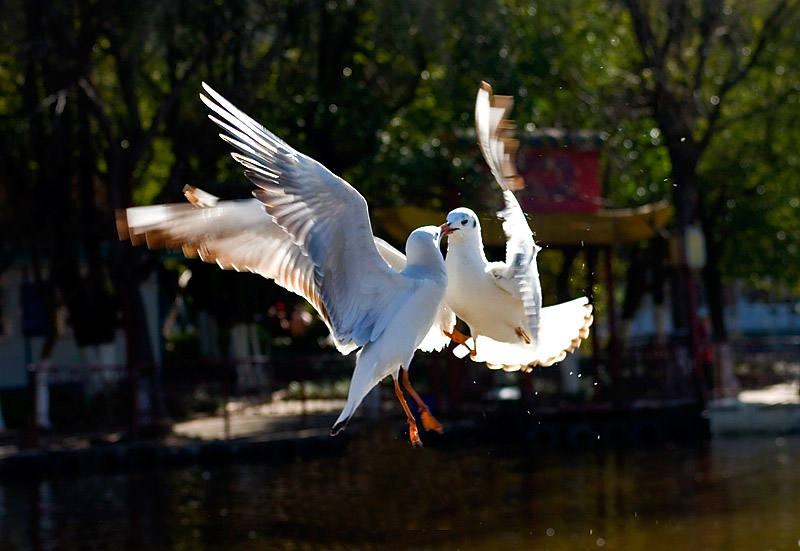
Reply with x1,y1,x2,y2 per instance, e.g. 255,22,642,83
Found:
701,228,727,342
665,149,700,334
701,205,740,397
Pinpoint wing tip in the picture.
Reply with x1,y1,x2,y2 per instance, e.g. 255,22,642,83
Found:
115,209,131,241
475,80,521,192
183,185,219,208
330,418,348,436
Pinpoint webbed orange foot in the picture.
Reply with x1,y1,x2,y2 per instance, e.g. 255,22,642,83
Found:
421,410,444,434
445,328,477,357
409,423,423,447
444,328,468,345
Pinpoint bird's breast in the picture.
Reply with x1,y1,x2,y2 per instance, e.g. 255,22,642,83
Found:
445,253,526,342
381,280,446,360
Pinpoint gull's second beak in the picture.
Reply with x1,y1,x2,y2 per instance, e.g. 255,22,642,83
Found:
440,222,456,237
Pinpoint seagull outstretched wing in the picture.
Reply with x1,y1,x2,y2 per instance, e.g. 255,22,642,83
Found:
475,81,542,346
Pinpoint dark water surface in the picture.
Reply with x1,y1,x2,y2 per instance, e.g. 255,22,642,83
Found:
1,429,799,551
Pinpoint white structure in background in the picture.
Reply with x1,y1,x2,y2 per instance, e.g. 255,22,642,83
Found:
622,282,799,402
0,264,161,428
162,268,266,396
559,354,581,395
623,284,800,339
229,322,266,394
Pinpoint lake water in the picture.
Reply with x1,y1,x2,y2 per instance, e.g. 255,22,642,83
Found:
1,429,799,551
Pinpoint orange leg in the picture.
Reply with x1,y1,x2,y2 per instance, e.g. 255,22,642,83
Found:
444,328,477,357
401,369,444,434
394,378,423,447
515,327,531,344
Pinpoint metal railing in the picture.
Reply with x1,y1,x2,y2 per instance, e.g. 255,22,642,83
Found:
17,334,794,448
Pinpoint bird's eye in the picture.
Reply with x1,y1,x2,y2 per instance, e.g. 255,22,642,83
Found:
461,219,468,226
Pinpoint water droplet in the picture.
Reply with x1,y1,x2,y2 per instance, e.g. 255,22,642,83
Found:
546,528,555,536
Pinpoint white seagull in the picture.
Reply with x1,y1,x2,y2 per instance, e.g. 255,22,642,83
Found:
441,82,594,371
117,83,454,446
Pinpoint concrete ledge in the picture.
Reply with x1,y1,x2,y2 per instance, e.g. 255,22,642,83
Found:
0,429,349,479
709,398,800,436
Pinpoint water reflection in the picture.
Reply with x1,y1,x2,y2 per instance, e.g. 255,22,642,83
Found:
1,430,799,550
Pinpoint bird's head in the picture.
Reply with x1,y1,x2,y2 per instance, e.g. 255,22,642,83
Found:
407,225,444,250
441,207,481,243
404,225,447,272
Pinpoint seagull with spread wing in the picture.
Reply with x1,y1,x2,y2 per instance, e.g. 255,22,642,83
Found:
441,82,594,371
117,83,454,446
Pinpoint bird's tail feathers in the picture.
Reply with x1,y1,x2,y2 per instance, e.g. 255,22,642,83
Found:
331,349,387,436
457,297,594,371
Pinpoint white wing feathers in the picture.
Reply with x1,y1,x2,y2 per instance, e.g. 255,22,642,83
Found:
476,81,543,345
417,303,456,353
118,187,355,349
454,297,594,371
120,184,454,355
475,81,520,193
120,192,288,270
198,83,426,353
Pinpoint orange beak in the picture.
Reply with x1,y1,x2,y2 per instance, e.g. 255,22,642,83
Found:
440,222,456,237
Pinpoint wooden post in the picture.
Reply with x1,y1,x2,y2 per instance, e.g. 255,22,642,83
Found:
586,248,603,400
604,245,620,401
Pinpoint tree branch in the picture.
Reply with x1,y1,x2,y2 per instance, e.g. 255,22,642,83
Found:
715,85,798,132
692,0,723,95
140,43,210,155
723,0,789,94
622,0,670,92
622,0,660,66
698,0,792,152
77,77,115,143
248,1,306,84
662,0,687,58
104,24,142,134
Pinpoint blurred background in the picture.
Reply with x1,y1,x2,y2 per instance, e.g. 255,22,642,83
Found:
1,1,800,549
